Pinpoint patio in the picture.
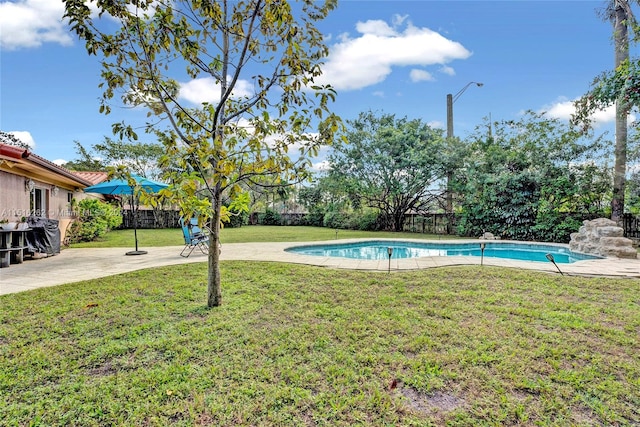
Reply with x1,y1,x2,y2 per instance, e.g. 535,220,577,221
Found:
1,240,638,295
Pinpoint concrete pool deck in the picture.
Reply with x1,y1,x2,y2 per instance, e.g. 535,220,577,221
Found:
1,239,638,295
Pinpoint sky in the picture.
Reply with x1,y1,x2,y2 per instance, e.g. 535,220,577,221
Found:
0,0,632,170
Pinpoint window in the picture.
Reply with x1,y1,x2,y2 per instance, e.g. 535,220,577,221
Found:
30,187,49,217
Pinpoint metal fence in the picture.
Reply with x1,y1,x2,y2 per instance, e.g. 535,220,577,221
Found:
623,213,640,239
117,209,640,240
403,213,454,235
119,209,181,229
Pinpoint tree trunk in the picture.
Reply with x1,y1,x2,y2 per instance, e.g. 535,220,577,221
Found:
612,0,629,222
207,187,223,307
613,105,628,222
393,210,404,232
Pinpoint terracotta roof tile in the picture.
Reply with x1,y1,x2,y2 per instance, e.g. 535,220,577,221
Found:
72,171,109,185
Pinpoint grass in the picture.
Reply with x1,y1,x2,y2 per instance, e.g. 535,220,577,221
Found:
1,262,639,426
5,226,640,424
68,225,460,248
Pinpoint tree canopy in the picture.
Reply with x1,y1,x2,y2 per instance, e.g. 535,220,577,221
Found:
328,111,446,231
456,112,609,242
63,138,165,180
63,141,107,172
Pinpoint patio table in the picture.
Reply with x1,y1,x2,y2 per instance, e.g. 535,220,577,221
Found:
0,228,30,268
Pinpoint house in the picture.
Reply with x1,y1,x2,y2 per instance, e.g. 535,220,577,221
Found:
0,143,102,242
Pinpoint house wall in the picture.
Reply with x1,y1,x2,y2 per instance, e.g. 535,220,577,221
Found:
0,170,98,242
0,171,30,220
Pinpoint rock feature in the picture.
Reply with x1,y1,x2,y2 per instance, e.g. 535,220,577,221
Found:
479,232,498,240
569,218,638,259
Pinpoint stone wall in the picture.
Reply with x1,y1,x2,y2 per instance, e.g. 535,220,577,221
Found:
569,218,638,259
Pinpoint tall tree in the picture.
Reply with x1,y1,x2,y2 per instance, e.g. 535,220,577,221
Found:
608,0,635,221
93,137,165,179
328,111,445,232
64,0,341,307
63,138,164,174
63,141,107,171
574,0,638,222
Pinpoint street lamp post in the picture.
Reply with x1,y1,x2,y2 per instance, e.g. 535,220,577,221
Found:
445,81,483,221
446,81,483,140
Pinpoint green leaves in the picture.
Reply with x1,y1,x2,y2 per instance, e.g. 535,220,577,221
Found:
328,111,446,231
64,0,341,306
456,112,610,241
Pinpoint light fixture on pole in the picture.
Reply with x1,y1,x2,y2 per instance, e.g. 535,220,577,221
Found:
387,246,393,274
445,81,483,221
447,81,484,139
25,178,35,193
480,242,486,266
545,253,564,276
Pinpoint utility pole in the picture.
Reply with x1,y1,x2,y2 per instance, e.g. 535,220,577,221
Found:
445,81,483,224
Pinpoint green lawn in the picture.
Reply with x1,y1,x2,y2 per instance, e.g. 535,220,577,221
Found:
69,225,460,248
2,226,639,425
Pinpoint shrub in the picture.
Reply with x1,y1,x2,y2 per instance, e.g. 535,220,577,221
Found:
223,207,249,228
353,210,380,231
67,199,122,243
532,211,582,243
301,211,323,227
323,210,348,229
261,208,282,225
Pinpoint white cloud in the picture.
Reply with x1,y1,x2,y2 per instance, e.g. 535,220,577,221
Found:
178,77,254,105
541,98,635,127
315,17,471,91
540,99,572,119
0,0,167,51
312,160,330,172
0,0,73,50
52,159,67,166
8,131,36,149
410,69,434,83
428,120,444,129
372,91,385,98
392,14,409,28
355,20,396,37
439,65,456,76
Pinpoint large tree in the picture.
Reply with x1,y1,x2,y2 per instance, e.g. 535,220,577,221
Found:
64,138,165,176
64,0,341,307
94,137,165,179
328,111,445,232
63,141,107,172
574,0,639,222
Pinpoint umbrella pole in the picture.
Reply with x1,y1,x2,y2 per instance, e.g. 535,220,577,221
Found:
126,192,147,256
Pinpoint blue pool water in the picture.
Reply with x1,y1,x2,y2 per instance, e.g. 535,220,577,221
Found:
286,241,602,264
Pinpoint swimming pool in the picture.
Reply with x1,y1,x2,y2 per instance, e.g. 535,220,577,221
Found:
285,240,602,264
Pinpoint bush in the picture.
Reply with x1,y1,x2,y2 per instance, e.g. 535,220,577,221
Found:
67,198,122,243
321,210,380,231
323,210,348,229
302,209,325,227
223,207,249,228
532,211,582,243
353,210,380,231
261,208,282,225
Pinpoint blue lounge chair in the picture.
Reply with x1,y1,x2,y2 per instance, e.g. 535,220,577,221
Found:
179,218,210,257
